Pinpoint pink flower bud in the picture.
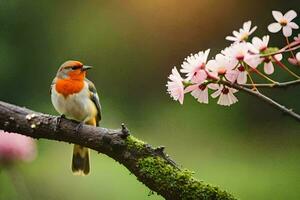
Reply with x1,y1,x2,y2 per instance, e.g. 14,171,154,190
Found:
0,131,36,165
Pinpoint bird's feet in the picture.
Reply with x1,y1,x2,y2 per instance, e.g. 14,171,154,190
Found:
54,114,65,132
74,122,84,135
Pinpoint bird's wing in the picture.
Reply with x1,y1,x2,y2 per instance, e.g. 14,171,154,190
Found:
50,78,56,95
85,78,102,125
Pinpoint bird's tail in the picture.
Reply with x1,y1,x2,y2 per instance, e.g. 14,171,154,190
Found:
72,144,90,176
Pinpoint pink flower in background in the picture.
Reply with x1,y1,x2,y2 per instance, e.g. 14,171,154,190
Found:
294,34,300,42
226,21,257,43
288,52,300,66
167,67,185,104
210,84,238,106
180,49,210,82
0,131,36,165
251,35,282,74
268,10,299,37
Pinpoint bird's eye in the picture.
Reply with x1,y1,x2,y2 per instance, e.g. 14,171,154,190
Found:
71,66,81,70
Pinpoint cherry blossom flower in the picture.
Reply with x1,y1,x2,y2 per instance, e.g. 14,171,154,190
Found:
251,35,283,74
221,42,262,84
210,84,238,106
180,49,210,83
222,42,261,69
294,34,300,42
0,131,36,165
268,10,299,37
167,67,184,104
206,54,238,83
288,52,300,66
226,21,257,43
184,75,209,104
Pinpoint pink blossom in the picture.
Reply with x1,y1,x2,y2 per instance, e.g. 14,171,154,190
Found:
268,10,299,37
206,54,238,83
288,52,300,66
251,35,283,74
180,49,210,83
221,43,262,84
0,131,36,165
226,21,257,43
184,75,209,104
222,42,262,69
294,34,300,42
251,35,270,52
210,84,238,106
167,67,184,104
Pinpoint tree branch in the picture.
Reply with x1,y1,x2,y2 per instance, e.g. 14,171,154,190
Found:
220,80,300,122
0,101,236,200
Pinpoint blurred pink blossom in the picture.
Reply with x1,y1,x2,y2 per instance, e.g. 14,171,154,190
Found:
288,52,300,66
0,131,36,165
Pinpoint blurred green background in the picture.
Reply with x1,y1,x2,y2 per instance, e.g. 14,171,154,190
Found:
0,0,300,199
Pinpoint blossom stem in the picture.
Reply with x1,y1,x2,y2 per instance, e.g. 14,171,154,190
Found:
272,56,300,79
285,37,296,60
246,68,257,91
251,68,277,84
220,80,300,122
260,42,300,57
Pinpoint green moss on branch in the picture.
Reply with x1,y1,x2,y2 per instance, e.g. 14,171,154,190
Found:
138,157,236,200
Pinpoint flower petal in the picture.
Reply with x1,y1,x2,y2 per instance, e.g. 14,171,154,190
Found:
272,11,283,22
225,36,238,42
274,54,283,61
268,23,281,33
288,22,299,29
283,26,292,37
288,57,298,65
225,70,238,83
237,71,247,84
264,62,274,75
296,52,300,61
184,84,199,93
284,10,297,21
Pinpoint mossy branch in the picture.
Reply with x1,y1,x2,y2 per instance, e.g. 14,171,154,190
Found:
0,100,236,200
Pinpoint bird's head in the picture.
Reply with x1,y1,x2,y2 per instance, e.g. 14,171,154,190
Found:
56,60,92,80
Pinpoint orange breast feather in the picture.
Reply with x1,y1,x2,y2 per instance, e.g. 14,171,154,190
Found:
55,78,84,97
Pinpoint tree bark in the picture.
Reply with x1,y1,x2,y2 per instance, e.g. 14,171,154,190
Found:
0,100,236,200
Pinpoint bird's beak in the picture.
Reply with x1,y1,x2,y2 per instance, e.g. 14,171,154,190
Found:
81,65,93,71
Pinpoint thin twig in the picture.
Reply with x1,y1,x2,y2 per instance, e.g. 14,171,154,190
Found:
272,56,300,79
285,37,296,60
260,42,300,57
220,80,300,122
241,79,300,88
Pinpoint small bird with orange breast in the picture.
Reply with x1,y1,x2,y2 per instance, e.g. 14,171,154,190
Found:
50,60,102,175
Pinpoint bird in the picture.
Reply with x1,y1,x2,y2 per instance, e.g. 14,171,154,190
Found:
50,60,102,175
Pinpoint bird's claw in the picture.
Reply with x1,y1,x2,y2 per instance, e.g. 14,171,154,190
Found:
74,122,84,135
54,114,65,132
